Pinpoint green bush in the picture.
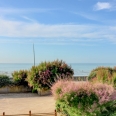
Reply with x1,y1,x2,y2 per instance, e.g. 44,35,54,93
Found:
112,73,116,88
0,75,11,88
27,60,74,91
88,67,112,80
56,100,116,116
88,67,116,87
12,70,28,86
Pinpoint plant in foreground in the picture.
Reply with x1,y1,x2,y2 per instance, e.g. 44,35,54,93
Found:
52,80,115,116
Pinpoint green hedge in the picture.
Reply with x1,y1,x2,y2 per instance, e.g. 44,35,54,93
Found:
0,75,11,88
12,70,28,86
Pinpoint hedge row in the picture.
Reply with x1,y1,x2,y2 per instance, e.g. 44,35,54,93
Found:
11,60,74,92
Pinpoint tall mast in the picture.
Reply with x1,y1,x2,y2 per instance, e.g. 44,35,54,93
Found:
33,43,35,66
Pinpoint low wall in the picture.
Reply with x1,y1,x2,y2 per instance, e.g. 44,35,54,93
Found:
37,89,51,96
0,86,31,93
73,76,88,81
0,76,88,94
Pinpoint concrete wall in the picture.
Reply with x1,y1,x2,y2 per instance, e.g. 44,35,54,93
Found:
0,86,31,93
0,76,88,94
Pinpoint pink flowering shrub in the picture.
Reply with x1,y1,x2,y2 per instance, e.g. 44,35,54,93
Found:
94,83,114,104
51,80,115,115
52,80,94,100
51,80,114,104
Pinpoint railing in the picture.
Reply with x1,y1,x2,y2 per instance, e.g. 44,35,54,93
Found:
1,110,57,116
73,76,88,81
9,76,88,82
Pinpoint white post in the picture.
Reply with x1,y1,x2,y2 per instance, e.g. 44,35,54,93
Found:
33,43,35,67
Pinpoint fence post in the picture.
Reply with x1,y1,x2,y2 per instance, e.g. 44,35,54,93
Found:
3,112,5,116
55,110,57,116
29,110,31,116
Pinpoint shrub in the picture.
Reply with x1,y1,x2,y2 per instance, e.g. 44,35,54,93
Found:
93,83,114,104
12,70,28,86
56,100,116,116
51,80,115,116
27,60,74,91
88,66,116,87
0,74,11,88
112,73,116,88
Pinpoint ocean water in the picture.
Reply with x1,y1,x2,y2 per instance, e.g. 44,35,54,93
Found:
0,63,116,78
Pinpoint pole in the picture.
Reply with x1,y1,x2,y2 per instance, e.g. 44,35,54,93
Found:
3,112,5,116
29,110,31,116
55,110,57,116
33,43,35,67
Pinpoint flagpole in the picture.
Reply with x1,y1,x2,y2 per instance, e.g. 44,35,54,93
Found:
33,43,35,67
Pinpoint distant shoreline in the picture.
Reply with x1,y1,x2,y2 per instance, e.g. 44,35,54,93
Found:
1,63,116,78
0,71,88,79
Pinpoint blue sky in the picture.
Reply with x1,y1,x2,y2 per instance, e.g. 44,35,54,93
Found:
0,0,116,63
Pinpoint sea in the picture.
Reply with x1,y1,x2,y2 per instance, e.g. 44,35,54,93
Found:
0,63,116,78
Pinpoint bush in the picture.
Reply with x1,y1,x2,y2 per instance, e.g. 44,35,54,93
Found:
0,75,11,88
56,100,116,116
88,67,116,87
112,73,116,88
27,60,74,91
51,80,115,116
12,70,28,86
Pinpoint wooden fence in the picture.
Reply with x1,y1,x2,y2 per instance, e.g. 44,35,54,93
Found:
1,110,57,116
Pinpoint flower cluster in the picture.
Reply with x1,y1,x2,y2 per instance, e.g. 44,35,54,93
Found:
94,83,114,104
52,80,115,116
51,80,114,104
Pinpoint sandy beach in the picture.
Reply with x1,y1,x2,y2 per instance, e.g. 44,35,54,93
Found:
0,93,55,115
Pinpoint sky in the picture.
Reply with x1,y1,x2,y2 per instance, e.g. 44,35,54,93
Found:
0,0,116,63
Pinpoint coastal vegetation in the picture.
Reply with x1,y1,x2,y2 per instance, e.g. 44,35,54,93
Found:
88,67,116,88
27,60,74,92
51,80,116,116
12,70,28,86
0,74,31,93
0,75,11,88
0,62,116,115
0,60,74,93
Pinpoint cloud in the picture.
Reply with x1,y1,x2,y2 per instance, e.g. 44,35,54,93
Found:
0,18,91,38
72,12,99,21
0,18,116,44
21,16,37,22
0,7,54,14
94,2,111,10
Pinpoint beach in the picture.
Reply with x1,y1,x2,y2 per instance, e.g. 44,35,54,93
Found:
0,93,55,115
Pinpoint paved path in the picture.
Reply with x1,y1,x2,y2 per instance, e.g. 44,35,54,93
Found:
0,93,55,115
